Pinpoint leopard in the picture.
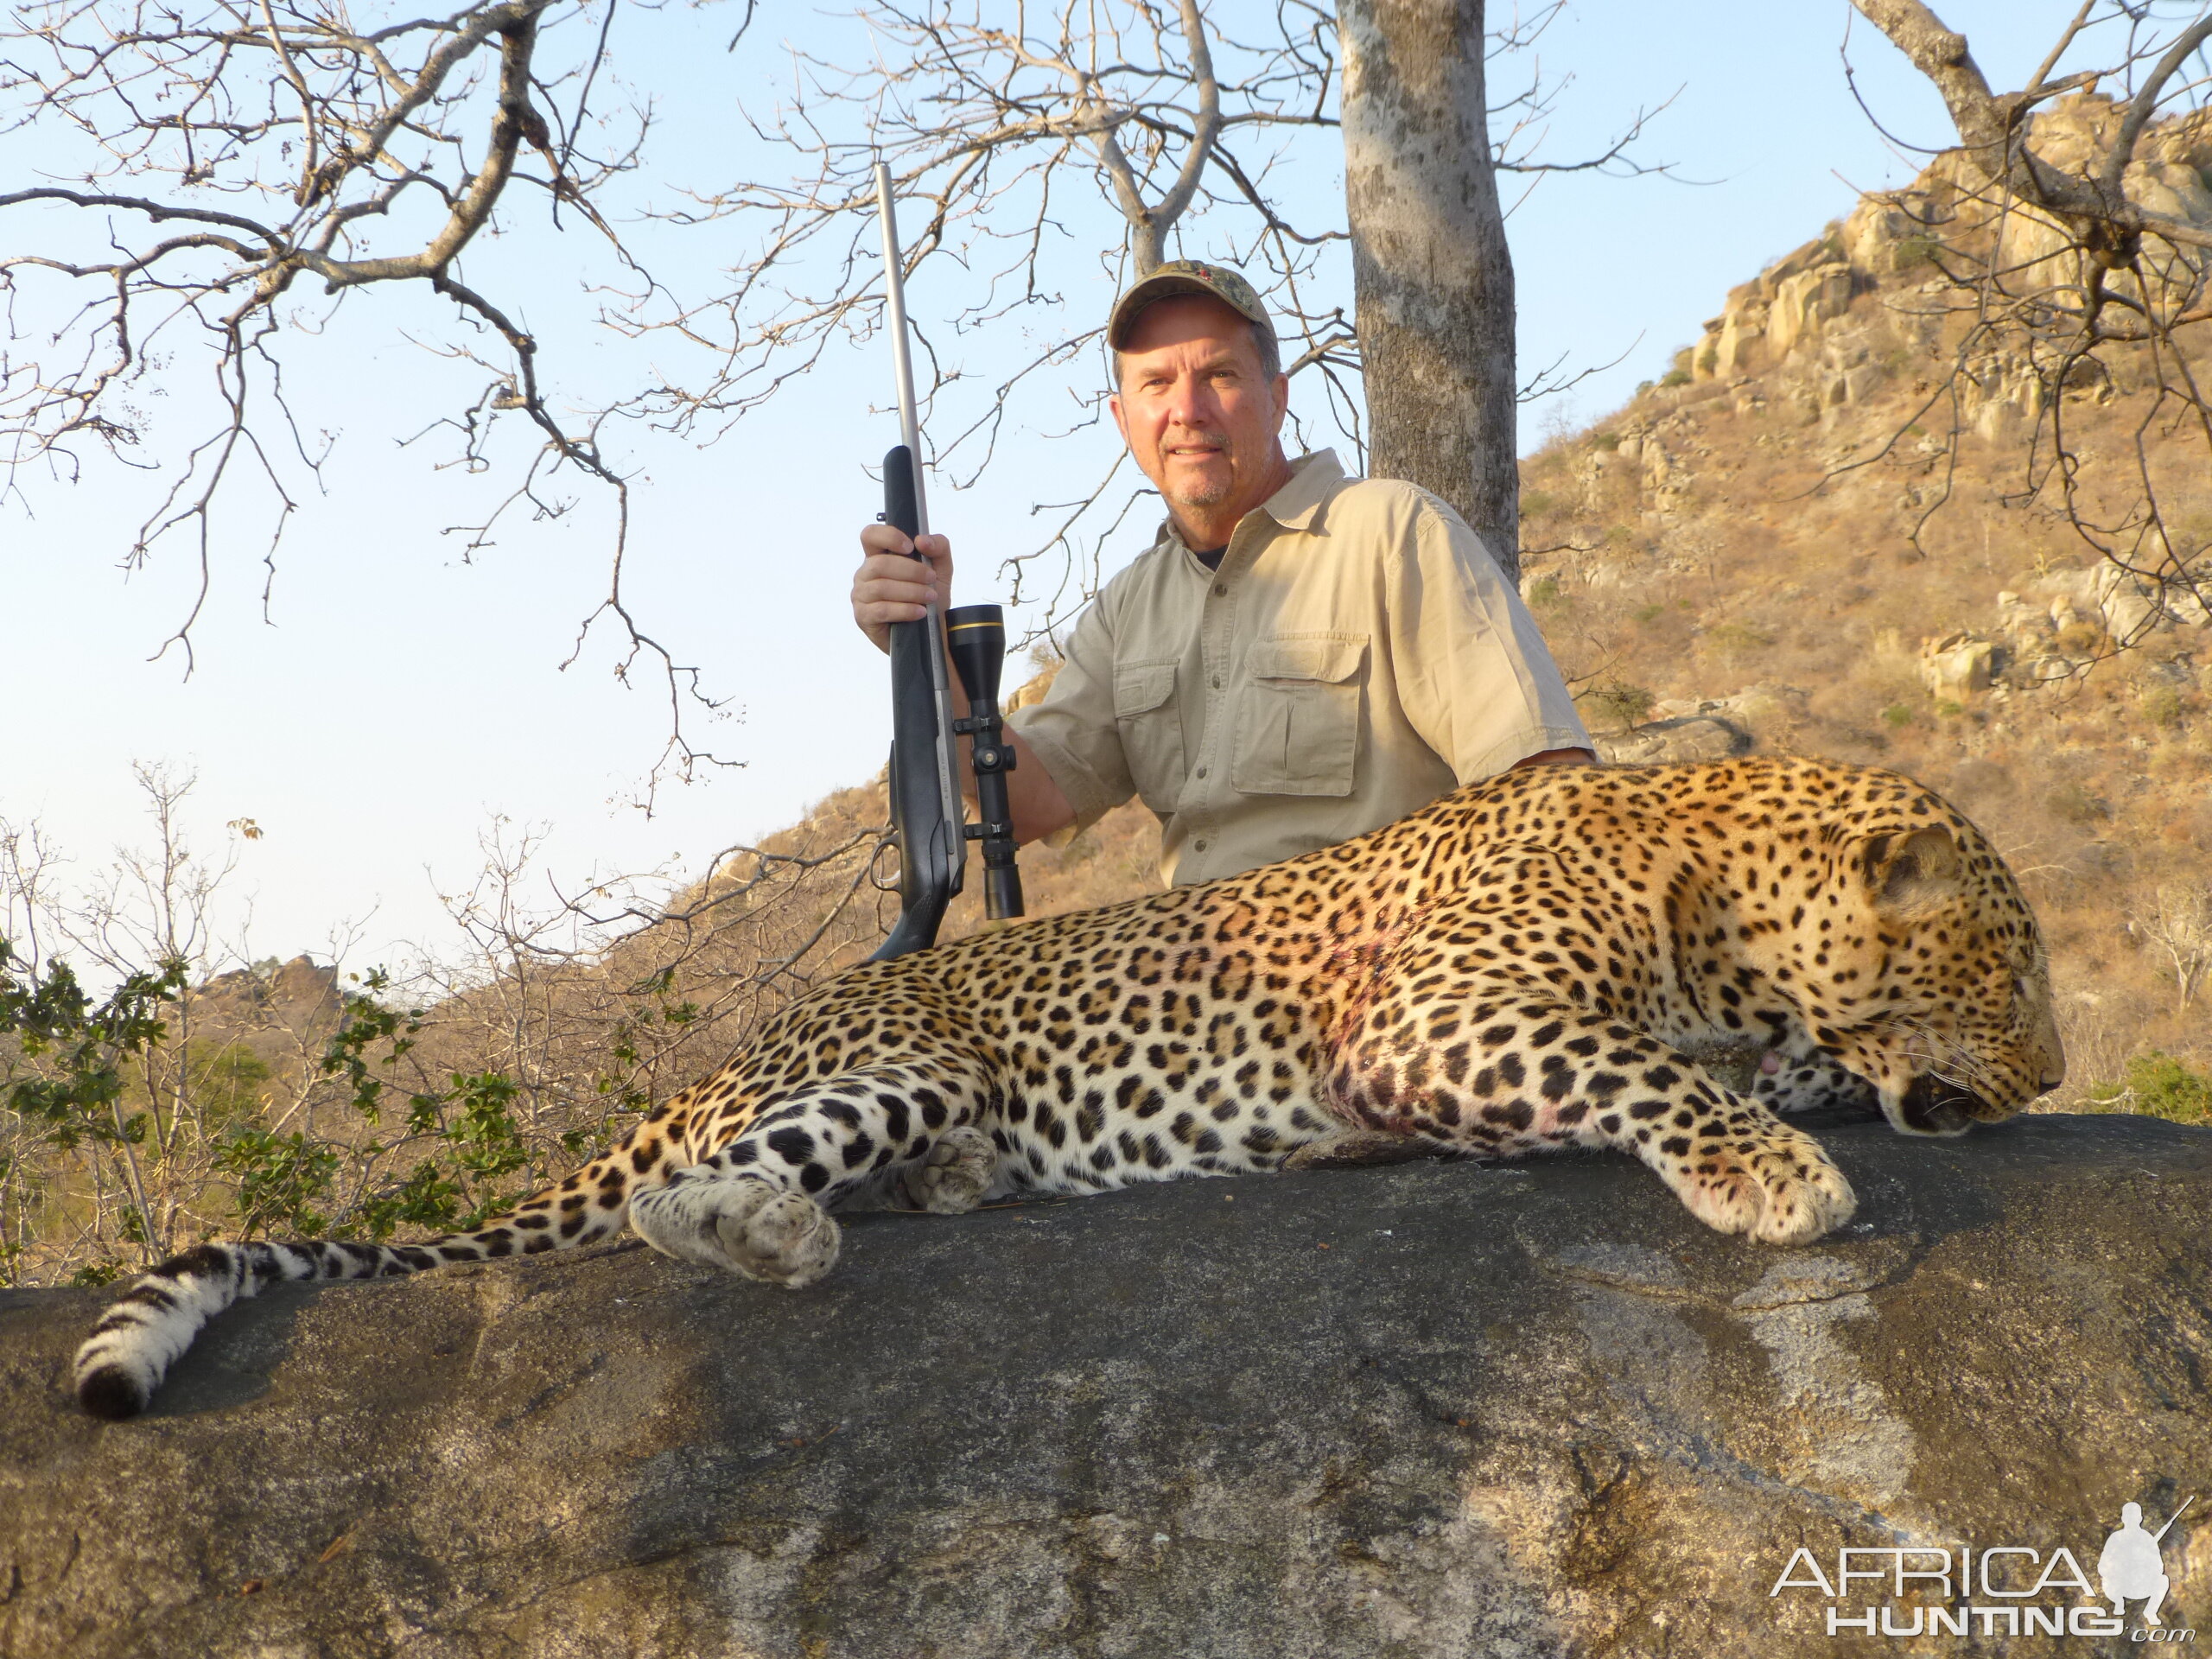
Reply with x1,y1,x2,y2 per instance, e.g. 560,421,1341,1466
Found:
73,755,2063,1420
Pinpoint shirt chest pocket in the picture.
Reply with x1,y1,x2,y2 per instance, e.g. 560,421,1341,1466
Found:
1114,660,1186,813
1232,634,1368,798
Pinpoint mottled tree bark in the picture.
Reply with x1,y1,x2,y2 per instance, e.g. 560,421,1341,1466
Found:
1339,0,1520,581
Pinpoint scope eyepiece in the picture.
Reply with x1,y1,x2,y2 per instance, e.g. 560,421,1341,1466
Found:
944,605,1006,711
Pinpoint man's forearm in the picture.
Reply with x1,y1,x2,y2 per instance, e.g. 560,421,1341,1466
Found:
995,728,1078,843
944,678,1077,844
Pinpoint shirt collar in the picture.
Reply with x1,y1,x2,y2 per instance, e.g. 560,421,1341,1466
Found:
1154,448,1345,559
1261,448,1344,531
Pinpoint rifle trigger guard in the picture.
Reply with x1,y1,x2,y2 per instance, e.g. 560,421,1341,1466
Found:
869,836,904,893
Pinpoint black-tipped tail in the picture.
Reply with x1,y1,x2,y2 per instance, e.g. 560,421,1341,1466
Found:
76,1362,149,1421
72,1243,255,1422
70,1152,647,1419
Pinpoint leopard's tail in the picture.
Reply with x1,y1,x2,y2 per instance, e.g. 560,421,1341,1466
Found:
73,1237,453,1420
73,1141,652,1420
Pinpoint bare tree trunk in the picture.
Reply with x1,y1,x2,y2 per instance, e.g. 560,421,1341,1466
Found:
1340,0,1520,582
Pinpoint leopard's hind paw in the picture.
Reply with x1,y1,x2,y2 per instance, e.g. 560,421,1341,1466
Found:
902,1125,996,1215
631,1174,841,1287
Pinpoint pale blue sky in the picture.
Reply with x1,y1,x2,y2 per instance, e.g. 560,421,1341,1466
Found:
0,2,2088,975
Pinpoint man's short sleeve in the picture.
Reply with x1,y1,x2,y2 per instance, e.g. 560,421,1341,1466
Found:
1388,500,1591,781
1005,591,1136,837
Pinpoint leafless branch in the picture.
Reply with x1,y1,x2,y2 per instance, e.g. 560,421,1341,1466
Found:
0,0,733,791
1835,1,2212,623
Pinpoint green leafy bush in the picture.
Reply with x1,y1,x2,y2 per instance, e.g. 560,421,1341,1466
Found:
1,944,185,1154
2141,685,2186,728
2,945,582,1275
1584,681,1656,732
215,1127,340,1236
1894,233,1941,270
1707,621,1773,654
2084,1052,2212,1125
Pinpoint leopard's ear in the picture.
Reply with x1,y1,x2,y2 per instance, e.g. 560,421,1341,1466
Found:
1858,826,1965,918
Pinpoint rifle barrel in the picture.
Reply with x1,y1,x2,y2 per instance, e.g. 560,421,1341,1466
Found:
875,161,928,537
869,162,967,962
2154,1495,2196,1542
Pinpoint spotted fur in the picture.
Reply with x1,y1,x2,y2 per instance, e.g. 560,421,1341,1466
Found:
74,757,2063,1419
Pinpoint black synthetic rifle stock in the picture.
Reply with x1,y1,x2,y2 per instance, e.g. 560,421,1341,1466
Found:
874,439,965,960
870,165,1024,963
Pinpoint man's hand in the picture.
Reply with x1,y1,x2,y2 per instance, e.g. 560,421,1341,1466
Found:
850,519,1077,844
853,522,955,654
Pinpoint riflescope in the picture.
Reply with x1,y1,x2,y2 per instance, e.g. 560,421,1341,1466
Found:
946,605,1026,922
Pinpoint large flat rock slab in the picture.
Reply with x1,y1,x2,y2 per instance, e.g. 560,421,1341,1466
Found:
3,1113,2209,1657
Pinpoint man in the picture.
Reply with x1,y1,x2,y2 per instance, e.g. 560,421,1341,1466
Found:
2099,1502,2173,1626
851,260,1592,887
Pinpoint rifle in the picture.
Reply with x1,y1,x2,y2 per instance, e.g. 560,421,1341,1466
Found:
2154,1496,2195,1543
870,162,1024,962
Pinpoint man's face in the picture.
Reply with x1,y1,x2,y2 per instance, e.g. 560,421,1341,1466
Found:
1109,296,1289,530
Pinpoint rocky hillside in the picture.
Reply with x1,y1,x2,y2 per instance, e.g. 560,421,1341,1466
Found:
1506,93,2212,1099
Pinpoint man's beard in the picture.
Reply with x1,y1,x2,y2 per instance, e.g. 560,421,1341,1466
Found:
1161,444,1234,510
1166,477,1231,509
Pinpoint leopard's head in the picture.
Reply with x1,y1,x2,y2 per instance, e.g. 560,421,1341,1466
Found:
1787,814,2065,1137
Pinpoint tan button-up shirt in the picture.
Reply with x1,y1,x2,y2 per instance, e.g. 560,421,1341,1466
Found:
1008,450,1590,886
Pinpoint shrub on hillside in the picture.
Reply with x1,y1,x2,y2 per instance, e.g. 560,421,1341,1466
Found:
1584,680,1656,732
1707,622,1774,656
2083,1051,2212,1125
2140,684,2187,728
2047,780,2111,823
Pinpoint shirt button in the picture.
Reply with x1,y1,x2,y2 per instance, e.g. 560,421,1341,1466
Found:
1196,766,1209,779
1211,676,1222,690
1195,838,1210,851
1212,582,1227,596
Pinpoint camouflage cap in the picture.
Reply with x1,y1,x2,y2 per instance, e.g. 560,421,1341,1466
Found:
1107,259,1274,351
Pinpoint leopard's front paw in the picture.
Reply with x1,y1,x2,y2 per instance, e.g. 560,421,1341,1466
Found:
902,1125,996,1215
1674,1126,1857,1245
630,1175,841,1287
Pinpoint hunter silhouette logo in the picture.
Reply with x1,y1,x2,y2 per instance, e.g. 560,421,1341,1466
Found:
2103,1497,2194,1629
